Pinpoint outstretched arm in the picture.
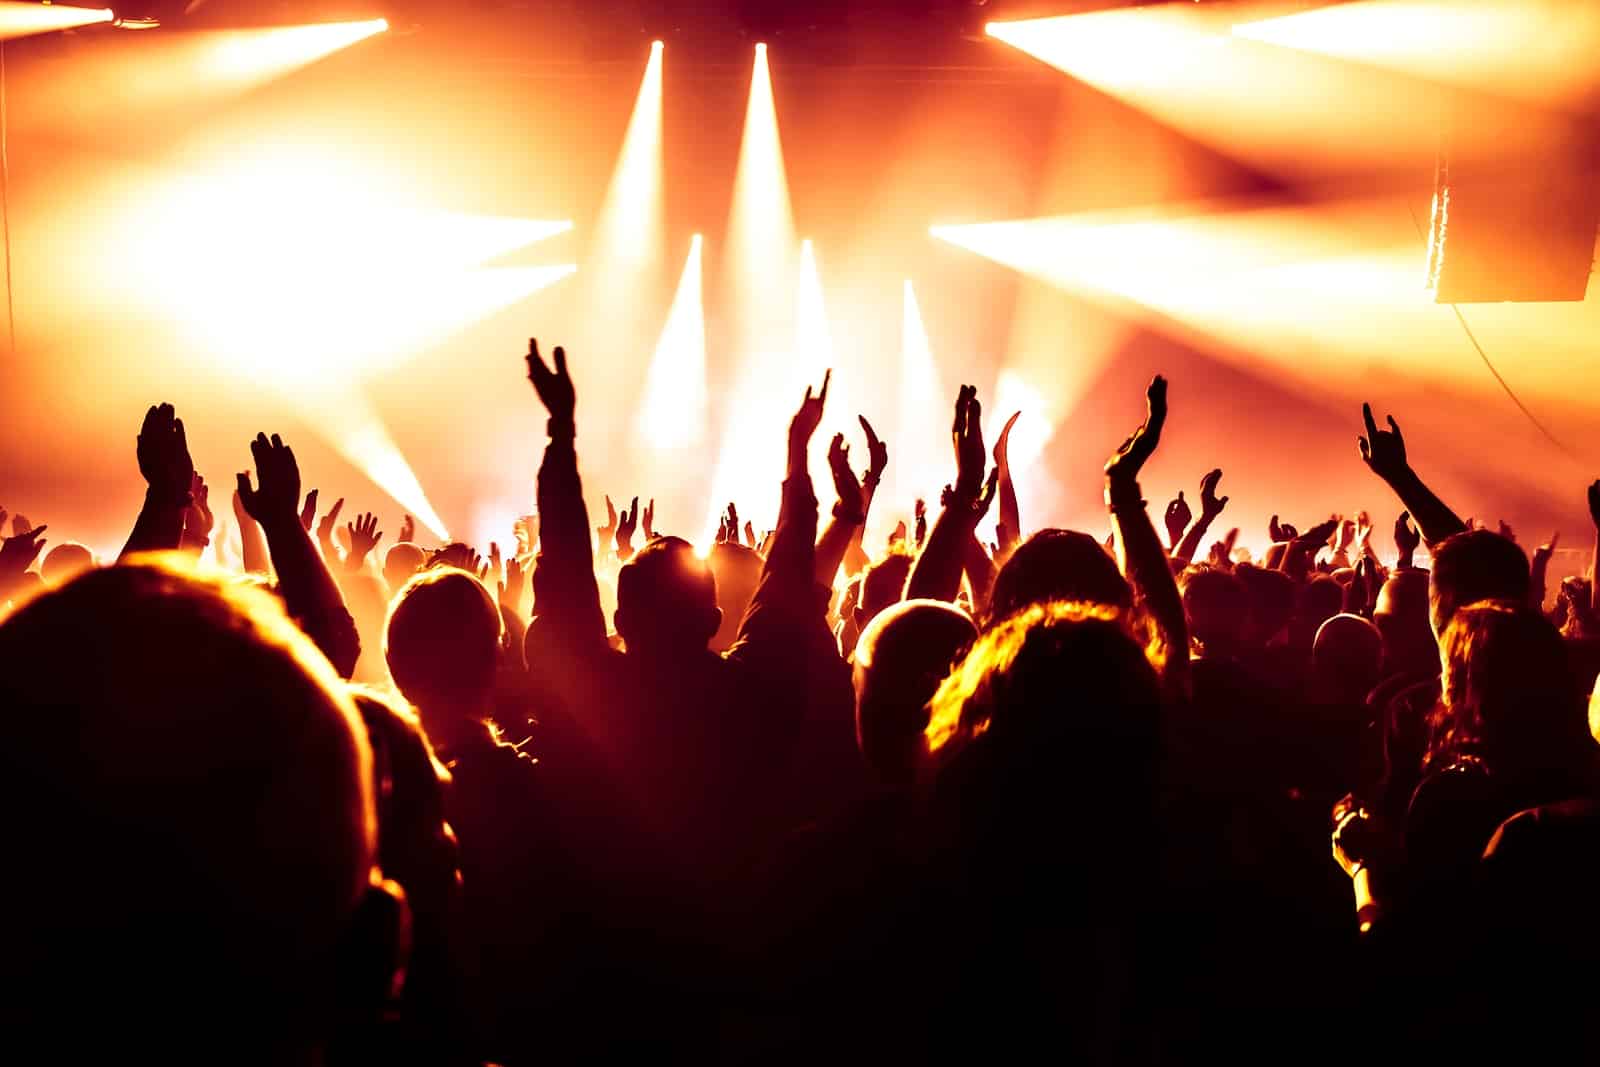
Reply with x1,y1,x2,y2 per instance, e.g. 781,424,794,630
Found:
1359,403,1466,546
727,373,828,663
1174,469,1228,564
237,433,360,678
815,431,870,588
994,411,1023,563
527,340,609,656
1105,376,1188,690
232,490,270,575
907,385,999,605
121,403,195,560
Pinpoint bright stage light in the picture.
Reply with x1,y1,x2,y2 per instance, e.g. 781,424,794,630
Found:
894,280,947,511
637,234,707,451
587,39,664,281
0,2,113,39
202,18,388,84
1232,1,1600,105
984,6,1511,179
68,144,573,535
727,41,795,348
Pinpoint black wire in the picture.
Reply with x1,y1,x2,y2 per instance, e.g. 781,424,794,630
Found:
1407,202,1580,464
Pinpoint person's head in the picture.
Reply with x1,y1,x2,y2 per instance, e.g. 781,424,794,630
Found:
0,557,396,1055
614,536,720,656
856,545,915,631
707,541,763,653
1312,613,1385,703
385,567,503,739
1295,574,1345,642
852,599,977,786
40,542,94,586
1429,530,1529,637
986,529,1131,627
1430,600,1593,783
383,542,425,593
1374,568,1436,677
1179,566,1248,658
927,601,1161,807
1235,563,1294,648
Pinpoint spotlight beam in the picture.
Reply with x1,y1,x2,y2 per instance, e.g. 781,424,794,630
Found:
0,2,113,39
637,234,707,451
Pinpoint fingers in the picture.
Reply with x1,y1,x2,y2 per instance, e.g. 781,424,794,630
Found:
1363,402,1379,440
553,345,568,379
527,338,544,381
1386,415,1401,440
1358,437,1371,462
818,368,831,405
859,415,879,446
236,472,254,504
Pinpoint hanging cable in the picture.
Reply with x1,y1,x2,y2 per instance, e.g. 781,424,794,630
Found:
1407,203,1580,464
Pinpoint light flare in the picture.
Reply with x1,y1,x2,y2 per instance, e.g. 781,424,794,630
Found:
637,235,707,451
0,2,112,39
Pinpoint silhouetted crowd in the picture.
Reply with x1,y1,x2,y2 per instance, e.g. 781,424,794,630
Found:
3,338,1598,1065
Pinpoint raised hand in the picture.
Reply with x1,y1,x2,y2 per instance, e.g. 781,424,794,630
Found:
237,434,304,527
616,496,640,559
1164,492,1192,548
828,434,864,519
1497,520,1516,543
1296,516,1342,550
743,521,756,548
950,385,987,501
1105,375,1168,482
788,370,831,470
1199,469,1228,518
136,403,194,503
642,499,655,541
0,523,47,598
1394,510,1420,563
726,502,739,542
527,339,576,425
499,553,526,616
915,498,928,546
993,411,1021,475
1269,514,1299,543
13,514,32,537
182,473,214,551
346,511,383,566
1359,403,1408,483
1533,531,1559,570
399,513,416,545
300,489,318,532
317,496,345,558
598,495,618,550
890,520,907,546
859,415,888,487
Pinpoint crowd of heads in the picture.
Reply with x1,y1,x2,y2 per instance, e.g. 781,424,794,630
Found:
2,341,1598,1063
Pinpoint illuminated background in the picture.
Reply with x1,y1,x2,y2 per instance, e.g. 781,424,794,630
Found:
0,1,1596,563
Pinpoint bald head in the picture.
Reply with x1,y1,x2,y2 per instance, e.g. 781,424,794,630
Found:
0,557,376,1049
853,599,977,784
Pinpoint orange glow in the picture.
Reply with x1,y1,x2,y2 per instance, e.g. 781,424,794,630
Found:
727,42,795,348
1232,1,1600,105
637,235,707,451
983,6,1534,179
587,40,665,288
201,18,389,84
893,280,947,511
0,2,112,39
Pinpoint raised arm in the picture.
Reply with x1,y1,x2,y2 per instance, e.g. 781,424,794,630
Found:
120,403,194,560
232,489,270,575
994,411,1022,563
726,373,828,664
236,433,360,678
1359,403,1466,546
814,430,870,588
1105,376,1188,689
179,474,215,559
1174,468,1228,564
907,385,999,605
527,339,609,656
841,416,888,578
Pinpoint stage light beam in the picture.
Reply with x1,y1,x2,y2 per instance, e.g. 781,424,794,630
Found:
0,2,113,39
637,234,707,451
727,41,796,346
203,18,388,84
895,280,947,510
587,39,665,280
